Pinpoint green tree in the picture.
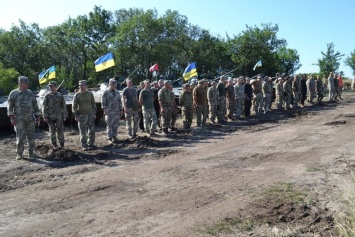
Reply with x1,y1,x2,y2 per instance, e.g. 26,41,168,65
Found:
344,49,355,75
277,46,302,75
315,43,344,76
0,63,20,95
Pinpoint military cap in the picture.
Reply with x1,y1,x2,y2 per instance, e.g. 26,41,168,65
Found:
48,81,57,87
126,78,133,82
18,76,29,84
198,80,204,85
109,78,117,85
78,80,87,85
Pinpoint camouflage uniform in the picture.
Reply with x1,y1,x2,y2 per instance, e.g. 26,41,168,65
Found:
139,88,157,134
122,87,139,137
292,79,300,109
276,81,284,110
217,82,226,122
179,90,193,129
234,84,244,118
170,90,178,130
193,85,208,126
307,78,316,103
72,91,97,149
251,79,263,115
43,91,68,147
262,81,272,113
283,80,292,110
7,88,41,157
207,86,218,123
328,76,336,101
316,78,324,103
158,87,172,134
101,88,122,140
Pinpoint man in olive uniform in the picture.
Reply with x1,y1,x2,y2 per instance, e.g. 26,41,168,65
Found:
43,81,68,148
179,84,193,130
292,76,300,110
73,80,97,150
283,76,292,110
101,78,123,144
122,78,140,139
139,80,157,136
316,75,324,103
328,72,336,102
226,79,236,120
262,76,272,113
217,76,227,123
250,75,263,115
7,76,41,159
234,77,245,119
276,77,284,110
158,80,172,135
193,80,208,126
169,85,178,131
207,81,218,124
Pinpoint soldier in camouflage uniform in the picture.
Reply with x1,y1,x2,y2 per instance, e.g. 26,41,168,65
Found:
101,79,123,144
158,80,172,135
43,81,68,148
292,76,300,110
234,78,245,119
7,76,41,159
122,78,140,139
262,77,272,113
72,80,97,151
283,76,292,110
306,75,316,103
139,80,157,136
217,76,227,123
193,80,208,126
179,84,193,130
170,85,178,131
207,81,218,124
316,75,324,103
250,75,263,115
275,77,284,110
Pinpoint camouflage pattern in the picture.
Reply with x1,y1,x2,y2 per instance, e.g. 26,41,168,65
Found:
170,91,177,129
180,90,193,129
226,85,236,119
78,113,95,148
43,91,68,145
101,89,122,139
316,78,324,102
283,80,292,109
234,84,244,118
218,96,226,121
142,109,157,133
306,78,316,103
262,81,272,113
328,76,336,101
124,108,139,137
276,81,284,110
158,87,172,132
253,93,263,115
292,79,300,109
195,105,207,126
7,88,41,156
207,87,218,123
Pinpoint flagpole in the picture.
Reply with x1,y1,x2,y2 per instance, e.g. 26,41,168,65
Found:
126,65,141,79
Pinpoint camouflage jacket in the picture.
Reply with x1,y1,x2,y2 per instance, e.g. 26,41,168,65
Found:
283,81,292,94
158,87,171,106
234,84,245,100
207,87,218,105
101,89,122,113
292,80,300,93
7,88,41,118
307,79,316,92
262,82,272,95
170,91,176,107
43,91,68,119
276,82,284,96
179,91,193,110
72,90,96,117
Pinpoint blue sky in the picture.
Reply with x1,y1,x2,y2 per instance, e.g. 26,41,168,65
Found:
1,0,354,77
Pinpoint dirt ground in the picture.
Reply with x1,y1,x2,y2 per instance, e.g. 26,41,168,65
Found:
1,94,355,237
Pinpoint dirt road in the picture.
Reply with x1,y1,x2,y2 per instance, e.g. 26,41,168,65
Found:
1,95,355,236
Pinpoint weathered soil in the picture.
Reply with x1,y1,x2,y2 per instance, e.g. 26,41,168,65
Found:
1,94,355,236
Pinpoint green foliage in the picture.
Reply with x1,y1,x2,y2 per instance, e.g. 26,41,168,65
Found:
277,46,302,75
0,63,20,95
315,43,344,76
344,49,355,75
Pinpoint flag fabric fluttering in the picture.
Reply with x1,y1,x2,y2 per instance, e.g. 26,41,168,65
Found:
39,65,56,85
149,63,159,72
95,52,115,72
183,62,198,82
253,60,262,70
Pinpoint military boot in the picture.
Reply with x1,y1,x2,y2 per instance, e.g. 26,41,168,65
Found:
60,142,64,148
16,153,23,160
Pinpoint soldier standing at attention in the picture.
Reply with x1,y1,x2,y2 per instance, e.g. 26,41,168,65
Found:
139,80,157,137
169,84,178,131
73,80,97,151
234,77,245,119
101,78,123,144
158,80,172,135
262,76,272,113
316,75,324,103
244,77,253,117
137,81,145,132
276,77,285,110
283,76,292,110
226,79,236,120
179,84,193,130
300,74,307,107
306,75,316,103
333,73,339,101
43,81,68,148
217,76,227,123
250,75,263,115
122,78,139,139
7,76,41,159
292,76,300,110
193,80,208,127
207,81,218,124
328,72,336,102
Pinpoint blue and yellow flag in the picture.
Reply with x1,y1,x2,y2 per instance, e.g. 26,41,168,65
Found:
183,62,198,82
95,52,115,72
253,60,262,70
39,65,56,85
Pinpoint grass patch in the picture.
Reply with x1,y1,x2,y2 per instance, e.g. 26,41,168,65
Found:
203,217,255,236
307,166,322,172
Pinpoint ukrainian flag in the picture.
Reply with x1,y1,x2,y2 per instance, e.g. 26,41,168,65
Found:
183,62,198,82
39,65,56,85
95,52,115,72
253,60,262,70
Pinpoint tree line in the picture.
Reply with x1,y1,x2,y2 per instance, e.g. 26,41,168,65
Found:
0,6,353,95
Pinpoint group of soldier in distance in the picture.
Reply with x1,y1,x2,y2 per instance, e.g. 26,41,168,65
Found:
6,71,344,160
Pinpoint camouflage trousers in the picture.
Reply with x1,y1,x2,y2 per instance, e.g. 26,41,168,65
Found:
142,109,157,133
284,94,292,109
47,117,65,145
209,104,218,123
125,108,139,136
263,93,271,113
171,107,178,128
14,116,36,155
218,96,226,121
276,94,284,109
308,91,316,103
293,93,300,109
78,113,95,148
227,100,236,119
253,93,263,115
195,104,207,126
235,99,244,118
182,108,193,129
104,112,120,139
329,87,336,100
161,107,172,131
